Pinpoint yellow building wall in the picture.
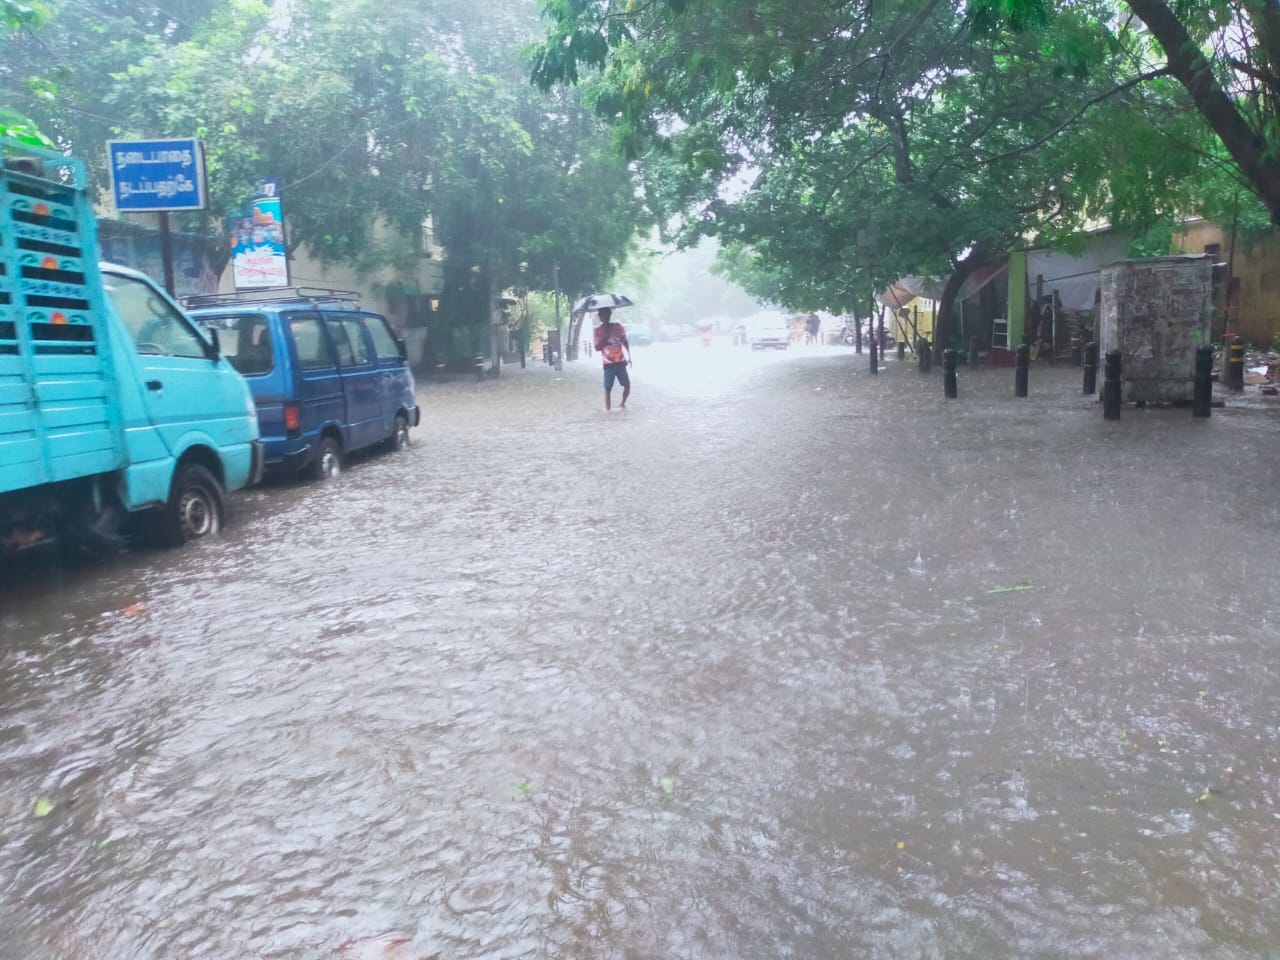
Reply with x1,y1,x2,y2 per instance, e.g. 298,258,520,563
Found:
1173,221,1280,346
887,297,935,342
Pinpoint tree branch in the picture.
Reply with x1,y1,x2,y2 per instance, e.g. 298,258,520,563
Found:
1125,0,1280,224
975,68,1170,166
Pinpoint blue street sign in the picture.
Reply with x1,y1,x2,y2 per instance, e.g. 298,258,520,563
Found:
106,138,207,212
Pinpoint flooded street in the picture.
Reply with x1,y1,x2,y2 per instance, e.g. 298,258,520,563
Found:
2,340,1278,959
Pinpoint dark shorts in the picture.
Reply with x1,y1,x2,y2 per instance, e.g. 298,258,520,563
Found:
603,362,630,391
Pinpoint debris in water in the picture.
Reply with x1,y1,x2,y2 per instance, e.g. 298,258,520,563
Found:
338,934,434,959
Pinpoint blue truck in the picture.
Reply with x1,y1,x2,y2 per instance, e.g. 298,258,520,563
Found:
0,139,263,556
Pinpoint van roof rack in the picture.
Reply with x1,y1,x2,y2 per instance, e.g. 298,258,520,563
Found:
181,286,361,310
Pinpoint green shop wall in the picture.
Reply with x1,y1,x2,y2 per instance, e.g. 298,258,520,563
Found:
1008,250,1028,347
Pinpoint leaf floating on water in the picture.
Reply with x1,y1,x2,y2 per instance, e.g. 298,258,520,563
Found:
33,797,53,818
986,584,1034,595
337,933,425,959
660,776,676,795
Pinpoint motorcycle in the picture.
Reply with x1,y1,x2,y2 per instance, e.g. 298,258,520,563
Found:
841,324,857,346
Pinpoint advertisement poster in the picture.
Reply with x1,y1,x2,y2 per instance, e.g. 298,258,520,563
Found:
230,188,288,289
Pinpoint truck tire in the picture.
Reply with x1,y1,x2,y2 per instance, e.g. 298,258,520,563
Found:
152,463,225,548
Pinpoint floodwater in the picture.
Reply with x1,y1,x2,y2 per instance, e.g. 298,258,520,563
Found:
2,339,1278,960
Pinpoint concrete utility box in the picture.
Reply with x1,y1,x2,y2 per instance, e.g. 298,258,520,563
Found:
1099,255,1212,403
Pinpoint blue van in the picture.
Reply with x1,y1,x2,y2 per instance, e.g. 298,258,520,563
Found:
185,290,419,481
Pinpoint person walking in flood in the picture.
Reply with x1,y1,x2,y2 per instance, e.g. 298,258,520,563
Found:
805,312,821,346
593,307,632,411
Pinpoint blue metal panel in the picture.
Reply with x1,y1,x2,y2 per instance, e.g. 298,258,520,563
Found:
0,140,125,496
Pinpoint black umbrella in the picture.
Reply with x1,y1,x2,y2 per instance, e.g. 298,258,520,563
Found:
573,293,635,313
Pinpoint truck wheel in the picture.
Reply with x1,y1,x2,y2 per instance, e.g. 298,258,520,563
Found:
154,463,225,548
310,436,342,481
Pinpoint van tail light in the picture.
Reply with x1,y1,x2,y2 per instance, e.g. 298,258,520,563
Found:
283,403,301,436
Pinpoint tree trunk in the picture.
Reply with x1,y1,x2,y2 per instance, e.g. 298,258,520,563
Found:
1126,0,1280,226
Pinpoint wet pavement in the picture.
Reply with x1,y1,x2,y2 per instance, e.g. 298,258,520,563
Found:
2,339,1278,959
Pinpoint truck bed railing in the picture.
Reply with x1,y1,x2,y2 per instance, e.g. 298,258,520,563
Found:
0,137,89,189
1,136,122,494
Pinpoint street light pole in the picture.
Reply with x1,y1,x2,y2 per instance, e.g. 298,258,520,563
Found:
553,262,563,371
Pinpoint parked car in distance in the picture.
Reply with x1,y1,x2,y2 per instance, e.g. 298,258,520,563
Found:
186,290,420,482
745,312,792,350
627,322,654,346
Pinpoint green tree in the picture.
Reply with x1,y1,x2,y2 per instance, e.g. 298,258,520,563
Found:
0,0,51,147
971,0,1280,227
2,0,645,361
532,0,1156,351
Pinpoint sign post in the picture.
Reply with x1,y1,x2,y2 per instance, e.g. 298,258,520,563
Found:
106,138,208,296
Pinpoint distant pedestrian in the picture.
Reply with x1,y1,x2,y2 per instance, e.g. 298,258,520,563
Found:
805,313,821,346
592,307,632,411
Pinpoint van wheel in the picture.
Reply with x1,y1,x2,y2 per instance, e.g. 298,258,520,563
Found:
154,464,225,548
311,436,342,481
389,414,410,452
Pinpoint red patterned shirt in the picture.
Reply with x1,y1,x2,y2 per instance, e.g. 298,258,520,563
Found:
595,323,628,364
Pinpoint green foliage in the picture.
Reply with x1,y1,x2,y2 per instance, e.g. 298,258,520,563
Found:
2,0,44,31
0,0,644,352
1126,218,1175,258
0,107,53,148
531,0,1152,318
530,0,1280,331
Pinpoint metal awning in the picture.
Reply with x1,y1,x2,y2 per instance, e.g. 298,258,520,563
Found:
878,275,945,308
956,259,1009,302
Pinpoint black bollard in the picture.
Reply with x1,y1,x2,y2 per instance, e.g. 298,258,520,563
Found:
1226,336,1245,391
1083,340,1098,395
917,338,928,373
1103,349,1122,420
923,339,933,373
1015,343,1029,397
897,339,906,362
870,340,878,374
968,336,979,367
944,349,958,398
1192,344,1213,417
